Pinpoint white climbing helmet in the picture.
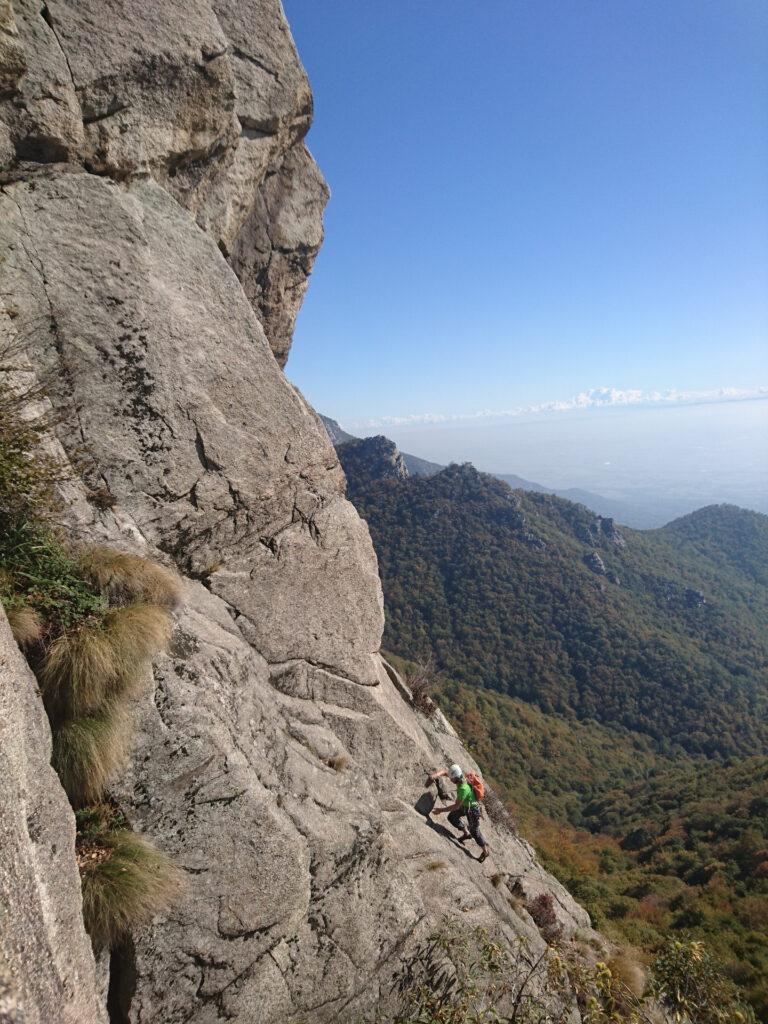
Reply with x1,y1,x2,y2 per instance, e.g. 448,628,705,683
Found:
448,764,463,781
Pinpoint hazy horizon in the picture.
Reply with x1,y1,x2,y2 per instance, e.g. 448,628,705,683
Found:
330,398,768,527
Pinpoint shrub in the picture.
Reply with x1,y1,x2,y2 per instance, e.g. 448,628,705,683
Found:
404,657,439,717
0,520,106,632
527,892,563,945
77,807,183,950
483,785,517,833
6,604,43,646
651,939,755,1024
0,355,64,520
79,547,182,610
52,702,131,806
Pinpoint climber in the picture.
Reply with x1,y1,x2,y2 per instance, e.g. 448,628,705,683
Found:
428,763,490,863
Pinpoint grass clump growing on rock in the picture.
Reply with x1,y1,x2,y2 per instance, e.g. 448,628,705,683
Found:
103,602,173,679
52,703,132,806
76,805,183,950
40,620,121,718
79,546,182,610
39,602,172,721
6,604,43,646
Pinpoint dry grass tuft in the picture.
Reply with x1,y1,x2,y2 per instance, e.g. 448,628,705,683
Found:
52,703,131,806
40,620,118,717
484,786,517,833
102,602,172,694
79,547,183,610
490,872,505,888
608,949,647,998
79,827,184,950
327,753,350,772
426,859,447,871
405,656,439,717
6,604,43,646
40,603,172,716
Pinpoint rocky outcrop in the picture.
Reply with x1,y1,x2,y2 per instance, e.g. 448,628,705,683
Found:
583,551,607,576
1,3,601,1021
0,607,106,1024
324,419,446,478
337,435,410,485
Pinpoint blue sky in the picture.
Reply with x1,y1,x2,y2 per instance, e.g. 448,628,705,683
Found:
282,0,768,430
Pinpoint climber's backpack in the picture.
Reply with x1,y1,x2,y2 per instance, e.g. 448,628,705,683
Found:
465,771,485,802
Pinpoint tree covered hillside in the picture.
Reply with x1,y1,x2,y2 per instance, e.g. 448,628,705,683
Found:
340,454,768,758
421,665,768,1016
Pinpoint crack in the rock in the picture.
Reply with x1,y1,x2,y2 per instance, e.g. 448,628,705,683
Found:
40,4,78,97
82,100,130,125
230,45,280,83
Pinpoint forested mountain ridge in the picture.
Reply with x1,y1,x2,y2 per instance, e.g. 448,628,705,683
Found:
339,453,768,759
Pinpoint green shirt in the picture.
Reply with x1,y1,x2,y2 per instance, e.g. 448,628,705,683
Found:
456,780,477,808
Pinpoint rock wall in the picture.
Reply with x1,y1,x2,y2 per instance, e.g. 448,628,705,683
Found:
1,3,599,1022
1,0,327,367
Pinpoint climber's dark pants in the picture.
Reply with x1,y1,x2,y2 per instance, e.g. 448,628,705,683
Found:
448,805,487,848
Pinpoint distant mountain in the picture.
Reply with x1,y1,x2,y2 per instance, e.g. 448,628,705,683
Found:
321,414,443,477
495,473,644,525
401,450,445,477
319,414,357,446
338,451,768,759
339,436,768,1015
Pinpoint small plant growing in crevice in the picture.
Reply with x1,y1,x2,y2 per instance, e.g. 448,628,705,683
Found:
327,753,350,772
527,891,563,945
483,784,517,833
52,703,133,806
426,859,447,872
76,805,183,951
404,656,440,717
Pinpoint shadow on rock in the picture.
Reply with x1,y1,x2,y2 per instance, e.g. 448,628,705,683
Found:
414,791,436,817
424,816,474,858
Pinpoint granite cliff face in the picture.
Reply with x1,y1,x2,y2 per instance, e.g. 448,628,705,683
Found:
0,0,326,367
1,3,598,1022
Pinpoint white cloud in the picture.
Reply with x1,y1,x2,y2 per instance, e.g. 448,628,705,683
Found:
350,385,768,430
